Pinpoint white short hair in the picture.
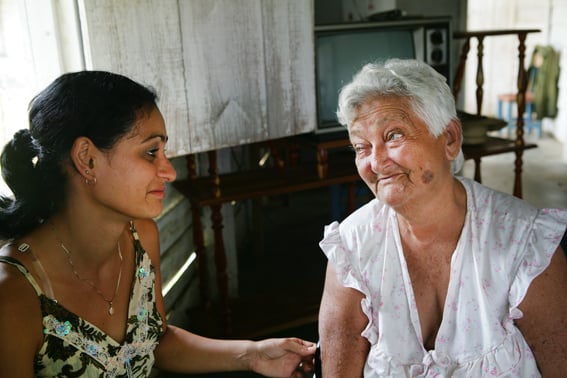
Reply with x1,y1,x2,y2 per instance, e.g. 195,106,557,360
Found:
337,59,464,174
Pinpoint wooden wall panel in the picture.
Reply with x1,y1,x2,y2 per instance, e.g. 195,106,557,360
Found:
179,1,267,151
78,0,192,156
261,1,317,136
179,0,316,152
78,0,315,157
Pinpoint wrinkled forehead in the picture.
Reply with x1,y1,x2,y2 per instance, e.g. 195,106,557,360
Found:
352,96,415,126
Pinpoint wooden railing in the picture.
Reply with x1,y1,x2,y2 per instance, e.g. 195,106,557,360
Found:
452,29,540,198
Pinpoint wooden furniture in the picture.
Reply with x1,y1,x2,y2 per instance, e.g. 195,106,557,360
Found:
462,135,536,182
452,29,540,198
173,136,361,335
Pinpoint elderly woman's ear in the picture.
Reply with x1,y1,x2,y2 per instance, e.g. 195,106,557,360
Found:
444,119,463,161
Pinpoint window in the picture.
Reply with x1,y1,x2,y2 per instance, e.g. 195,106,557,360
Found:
0,0,82,195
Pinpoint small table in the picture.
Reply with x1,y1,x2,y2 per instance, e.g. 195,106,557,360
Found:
463,136,537,183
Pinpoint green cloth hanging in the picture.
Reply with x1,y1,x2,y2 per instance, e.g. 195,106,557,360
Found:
529,45,560,119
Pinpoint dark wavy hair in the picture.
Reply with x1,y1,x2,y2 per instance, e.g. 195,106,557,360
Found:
0,71,158,240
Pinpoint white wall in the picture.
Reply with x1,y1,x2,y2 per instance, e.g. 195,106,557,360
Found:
0,0,83,196
465,0,567,160
548,0,567,158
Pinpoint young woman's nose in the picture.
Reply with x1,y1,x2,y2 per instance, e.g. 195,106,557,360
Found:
159,157,177,182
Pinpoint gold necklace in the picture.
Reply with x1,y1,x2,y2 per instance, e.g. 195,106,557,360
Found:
51,223,123,316
60,242,123,315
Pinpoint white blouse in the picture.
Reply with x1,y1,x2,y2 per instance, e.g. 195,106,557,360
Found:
320,177,567,377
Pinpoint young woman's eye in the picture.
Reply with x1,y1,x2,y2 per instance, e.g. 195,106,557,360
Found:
146,148,159,158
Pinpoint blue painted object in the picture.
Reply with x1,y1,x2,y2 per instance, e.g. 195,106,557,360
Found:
497,93,542,138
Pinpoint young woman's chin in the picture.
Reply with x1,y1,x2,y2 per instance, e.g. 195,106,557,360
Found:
136,201,164,220
150,205,164,218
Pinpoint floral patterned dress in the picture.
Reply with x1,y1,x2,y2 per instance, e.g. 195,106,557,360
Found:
320,176,567,377
0,223,163,377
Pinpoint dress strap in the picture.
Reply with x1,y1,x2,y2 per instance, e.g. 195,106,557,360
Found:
0,255,45,297
129,220,145,263
130,220,141,241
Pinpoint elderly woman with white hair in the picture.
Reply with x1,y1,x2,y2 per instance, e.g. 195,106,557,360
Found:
317,59,567,377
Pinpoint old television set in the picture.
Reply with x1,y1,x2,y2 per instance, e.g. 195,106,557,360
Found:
315,17,452,134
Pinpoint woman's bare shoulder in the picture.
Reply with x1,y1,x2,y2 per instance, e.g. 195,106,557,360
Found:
129,219,160,261
0,247,43,356
0,244,43,315
131,218,159,235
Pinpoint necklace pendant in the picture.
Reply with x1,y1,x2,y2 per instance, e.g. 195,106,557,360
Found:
108,304,114,316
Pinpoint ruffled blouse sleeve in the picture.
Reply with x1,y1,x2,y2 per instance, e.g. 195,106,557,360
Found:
320,221,367,295
508,208,567,315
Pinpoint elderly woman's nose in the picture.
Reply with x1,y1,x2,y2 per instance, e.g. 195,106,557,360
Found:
369,146,387,171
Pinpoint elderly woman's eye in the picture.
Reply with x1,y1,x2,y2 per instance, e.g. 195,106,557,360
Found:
387,132,403,141
352,144,365,153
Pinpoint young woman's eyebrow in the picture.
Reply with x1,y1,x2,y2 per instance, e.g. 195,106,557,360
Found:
141,133,168,143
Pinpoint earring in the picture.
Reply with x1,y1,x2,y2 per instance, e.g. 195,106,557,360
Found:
85,176,97,185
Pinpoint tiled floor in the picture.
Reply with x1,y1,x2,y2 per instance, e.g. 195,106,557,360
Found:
461,132,567,209
162,133,566,378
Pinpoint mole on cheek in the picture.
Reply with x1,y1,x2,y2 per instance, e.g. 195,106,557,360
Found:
422,170,434,184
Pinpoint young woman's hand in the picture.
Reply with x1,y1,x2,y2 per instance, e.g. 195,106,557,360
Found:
247,338,316,377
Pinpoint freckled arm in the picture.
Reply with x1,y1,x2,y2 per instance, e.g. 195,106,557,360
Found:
515,247,567,375
318,263,370,377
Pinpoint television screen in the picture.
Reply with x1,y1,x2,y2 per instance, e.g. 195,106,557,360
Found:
314,17,451,133
316,29,415,128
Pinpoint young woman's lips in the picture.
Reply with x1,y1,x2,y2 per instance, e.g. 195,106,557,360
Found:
149,188,166,199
